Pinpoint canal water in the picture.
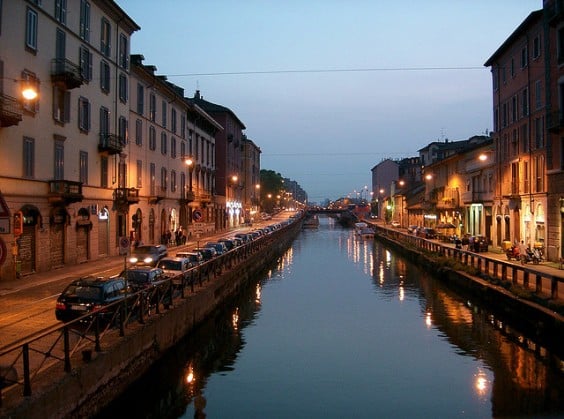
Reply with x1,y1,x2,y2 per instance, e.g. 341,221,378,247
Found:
99,216,564,418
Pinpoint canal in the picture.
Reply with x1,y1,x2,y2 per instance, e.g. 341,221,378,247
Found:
99,215,564,418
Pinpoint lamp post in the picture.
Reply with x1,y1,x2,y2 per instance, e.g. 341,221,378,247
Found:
184,156,195,199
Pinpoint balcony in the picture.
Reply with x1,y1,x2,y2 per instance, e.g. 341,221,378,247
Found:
51,59,84,89
114,188,139,204
178,191,195,205
0,93,23,127
98,133,125,155
547,110,564,133
48,180,83,205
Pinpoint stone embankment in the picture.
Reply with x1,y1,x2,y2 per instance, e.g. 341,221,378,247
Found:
371,223,564,357
1,218,302,419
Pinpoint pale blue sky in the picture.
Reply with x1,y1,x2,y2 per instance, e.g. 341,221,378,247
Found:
116,0,541,202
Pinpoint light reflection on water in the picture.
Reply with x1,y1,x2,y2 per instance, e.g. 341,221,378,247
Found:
98,216,564,419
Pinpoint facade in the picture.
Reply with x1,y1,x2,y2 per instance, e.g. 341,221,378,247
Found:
485,10,550,256
128,55,222,245
242,136,261,221
189,90,246,228
371,159,399,219
544,0,564,261
0,0,139,279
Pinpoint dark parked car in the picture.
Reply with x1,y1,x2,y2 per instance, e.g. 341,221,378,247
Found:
119,266,167,291
128,245,168,267
218,238,236,251
472,236,489,252
55,276,129,323
204,242,227,256
192,247,216,261
421,228,437,239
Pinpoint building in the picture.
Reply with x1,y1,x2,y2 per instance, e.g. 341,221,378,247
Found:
0,0,139,278
484,10,549,255
189,90,246,228
242,136,261,221
128,54,222,245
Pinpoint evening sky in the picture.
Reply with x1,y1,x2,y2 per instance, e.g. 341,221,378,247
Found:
116,0,541,202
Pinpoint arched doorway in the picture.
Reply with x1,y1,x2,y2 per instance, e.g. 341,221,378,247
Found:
149,209,155,244
133,208,142,244
160,208,167,245
19,205,40,275
76,207,91,263
49,206,68,268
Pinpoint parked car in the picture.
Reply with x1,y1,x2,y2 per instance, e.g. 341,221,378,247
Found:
119,266,167,291
175,251,203,266
472,236,489,252
390,221,401,228
128,245,168,267
407,225,418,234
55,276,130,323
192,247,217,261
234,233,252,243
218,238,236,251
157,257,195,286
204,242,227,256
417,227,437,239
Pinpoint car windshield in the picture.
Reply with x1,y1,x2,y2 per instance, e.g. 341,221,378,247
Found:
123,271,149,283
64,284,102,300
133,246,156,254
159,260,182,270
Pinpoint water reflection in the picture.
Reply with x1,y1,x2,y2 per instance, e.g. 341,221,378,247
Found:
99,217,564,418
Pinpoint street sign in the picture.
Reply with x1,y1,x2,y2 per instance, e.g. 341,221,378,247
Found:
193,209,203,222
119,236,130,255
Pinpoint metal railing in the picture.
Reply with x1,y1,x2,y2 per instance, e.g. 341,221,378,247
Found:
0,219,297,408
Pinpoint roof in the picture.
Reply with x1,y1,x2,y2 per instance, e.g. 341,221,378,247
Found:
188,90,246,129
484,10,543,66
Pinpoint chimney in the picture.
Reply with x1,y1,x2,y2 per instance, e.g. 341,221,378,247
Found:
194,90,201,99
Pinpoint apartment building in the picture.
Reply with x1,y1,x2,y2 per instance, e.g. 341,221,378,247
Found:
128,55,222,245
0,0,139,278
242,136,261,221
484,10,549,255
189,90,246,228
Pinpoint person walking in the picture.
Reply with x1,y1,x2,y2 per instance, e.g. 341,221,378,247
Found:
518,240,528,263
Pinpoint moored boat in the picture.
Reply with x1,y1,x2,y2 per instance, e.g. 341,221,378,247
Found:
303,215,320,228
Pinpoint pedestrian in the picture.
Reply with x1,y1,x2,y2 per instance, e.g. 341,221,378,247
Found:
461,235,469,251
455,237,462,249
518,240,527,262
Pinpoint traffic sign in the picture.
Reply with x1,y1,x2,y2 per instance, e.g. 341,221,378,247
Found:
193,209,203,222
119,236,130,255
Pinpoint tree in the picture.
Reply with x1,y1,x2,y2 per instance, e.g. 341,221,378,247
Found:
260,170,284,213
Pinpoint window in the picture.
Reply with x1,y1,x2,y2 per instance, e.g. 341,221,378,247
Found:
502,103,507,128
53,85,70,123
511,95,517,122
100,18,111,57
150,163,156,195
161,167,167,191
54,141,64,180
118,73,128,102
100,107,110,143
135,119,142,146
171,108,177,133
21,71,39,113
149,94,156,122
149,126,156,151
79,0,90,41
78,97,90,132
180,141,186,158
181,113,186,139
533,35,541,59
559,27,564,65
521,123,529,152
535,155,544,193
55,0,66,24
521,45,528,68
23,137,35,178
79,46,93,81
26,7,38,51
136,83,144,114
136,160,142,188
522,88,529,117
161,100,167,128
534,116,544,149
118,33,129,69
101,156,108,188
535,80,542,110
171,170,176,192
118,116,128,144
161,132,167,155
79,151,88,185
171,137,176,158
100,60,110,93
510,58,514,78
